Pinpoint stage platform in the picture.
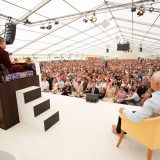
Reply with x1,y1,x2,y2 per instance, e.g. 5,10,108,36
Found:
0,93,159,160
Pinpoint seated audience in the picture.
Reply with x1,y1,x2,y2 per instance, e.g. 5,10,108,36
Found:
40,59,160,107
112,71,160,134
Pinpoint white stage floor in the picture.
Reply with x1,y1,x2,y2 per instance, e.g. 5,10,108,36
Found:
0,93,160,160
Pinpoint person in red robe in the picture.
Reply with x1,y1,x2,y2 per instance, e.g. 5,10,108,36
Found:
0,37,32,74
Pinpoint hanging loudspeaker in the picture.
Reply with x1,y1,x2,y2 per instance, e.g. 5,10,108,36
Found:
4,23,16,45
106,48,109,53
139,47,142,52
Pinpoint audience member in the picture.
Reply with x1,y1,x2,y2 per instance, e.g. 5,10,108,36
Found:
89,80,99,94
41,76,49,92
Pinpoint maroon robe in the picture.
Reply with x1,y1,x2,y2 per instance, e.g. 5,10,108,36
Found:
0,47,25,73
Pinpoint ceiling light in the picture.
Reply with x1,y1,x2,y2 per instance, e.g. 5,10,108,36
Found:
54,21,59,25
46,23,52,30
149,7,154,12
40,24,45,29
83,18,88,23
24,18,32,25
137,7,145,16
90,12,97,23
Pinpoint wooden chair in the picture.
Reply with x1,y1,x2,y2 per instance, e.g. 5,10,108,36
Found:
116,114,160,160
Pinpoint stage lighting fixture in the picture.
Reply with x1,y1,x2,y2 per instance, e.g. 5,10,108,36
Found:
83,19,88,23
149,7,154,12
137,7,145,16
46,24,52,30
90,12,97,23
55,21,59,25
24,18,32,25
40,24,45,29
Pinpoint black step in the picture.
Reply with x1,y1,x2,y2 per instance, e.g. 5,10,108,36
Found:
34,99,50,117
44,111,59,131
24,88,41,103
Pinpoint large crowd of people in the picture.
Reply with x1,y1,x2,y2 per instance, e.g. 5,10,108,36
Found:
40,59,160,106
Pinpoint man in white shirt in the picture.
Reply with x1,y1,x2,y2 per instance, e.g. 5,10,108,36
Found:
57,77,64,92
41,76,49,92
112,71,160,134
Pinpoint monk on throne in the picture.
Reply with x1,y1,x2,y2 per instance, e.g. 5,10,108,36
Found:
0,37,35,74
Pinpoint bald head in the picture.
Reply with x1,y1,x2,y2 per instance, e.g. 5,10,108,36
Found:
152,71,160,83
151,71,160,91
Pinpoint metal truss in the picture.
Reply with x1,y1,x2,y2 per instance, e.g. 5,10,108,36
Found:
30,0,154,26
114,16,160,28
12,2,105,54
0,0,51,35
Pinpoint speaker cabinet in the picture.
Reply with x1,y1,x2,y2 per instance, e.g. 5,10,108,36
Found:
5,23,16,45
86,93,99,103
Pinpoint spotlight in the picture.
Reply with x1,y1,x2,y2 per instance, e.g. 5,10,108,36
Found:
24,18,32,25
40,24,45,29
46,24,52,30
90,12,97,23
137,7,145,16
54,21,59,25
137,11,143,16
149,7,154,12
83,18,88,23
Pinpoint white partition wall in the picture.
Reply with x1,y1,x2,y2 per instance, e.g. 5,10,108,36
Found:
117,52,139,59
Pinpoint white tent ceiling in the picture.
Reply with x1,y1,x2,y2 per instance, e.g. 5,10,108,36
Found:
0,0,160,58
